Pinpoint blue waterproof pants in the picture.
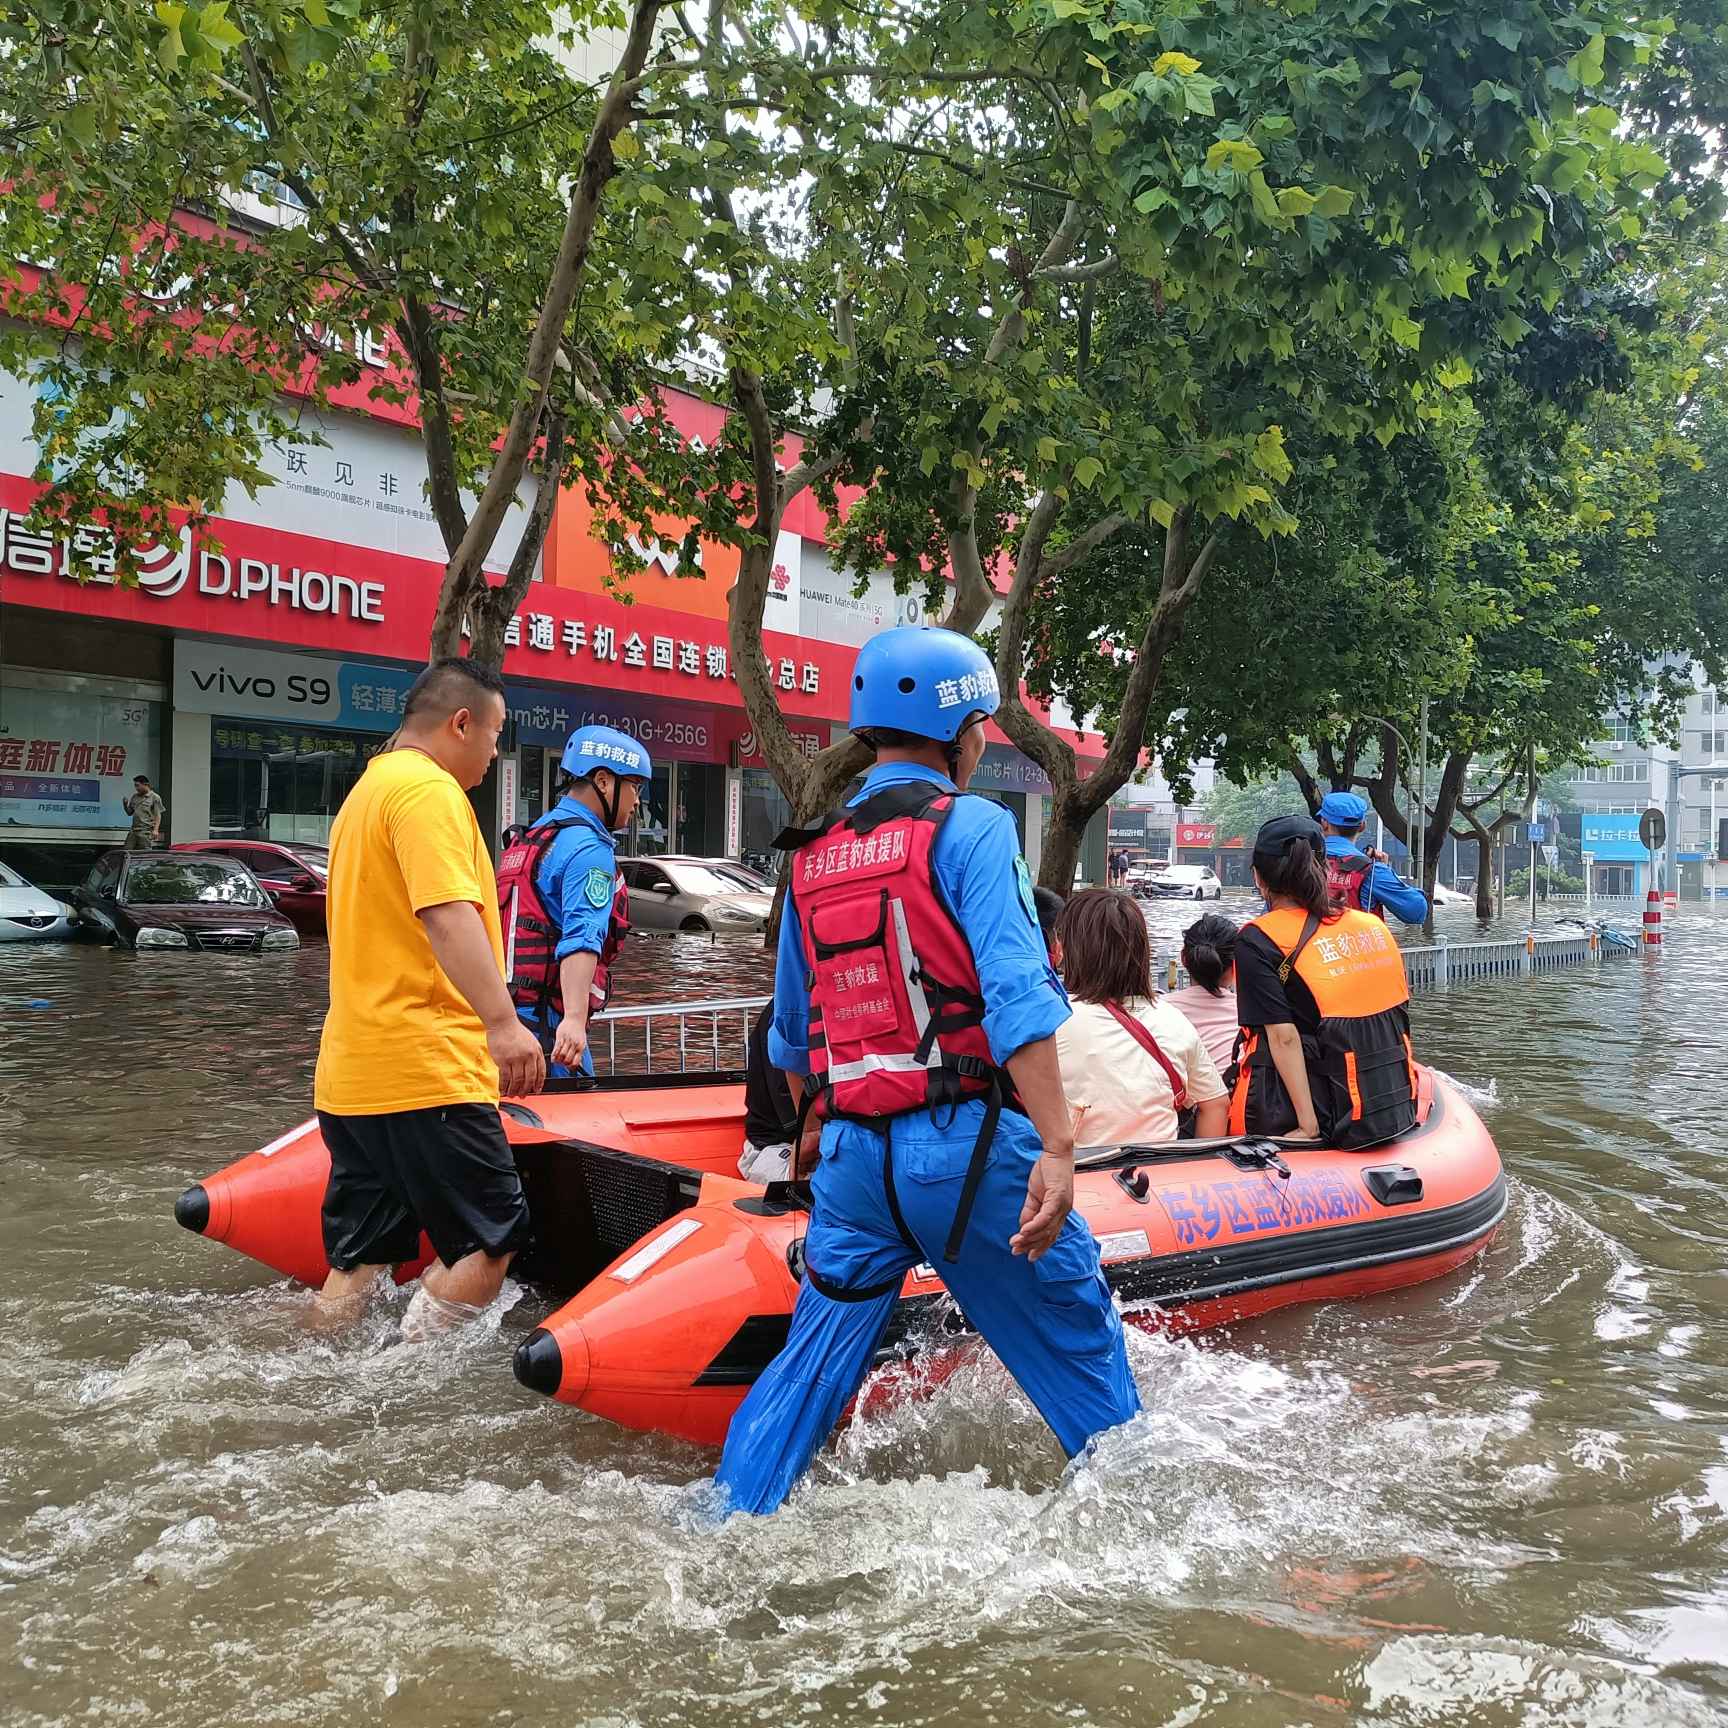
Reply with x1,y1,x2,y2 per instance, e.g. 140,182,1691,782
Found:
519,1007,594,1080
712,1101,1141,1515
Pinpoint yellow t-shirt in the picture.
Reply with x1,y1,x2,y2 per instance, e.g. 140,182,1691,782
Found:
313,748,505,1114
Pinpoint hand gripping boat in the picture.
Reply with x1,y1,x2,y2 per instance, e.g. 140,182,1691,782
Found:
175,1067,1504,1446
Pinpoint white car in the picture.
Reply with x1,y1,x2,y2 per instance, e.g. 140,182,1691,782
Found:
0,859,77,940
1147,863,1224,900
1429,883,1472,907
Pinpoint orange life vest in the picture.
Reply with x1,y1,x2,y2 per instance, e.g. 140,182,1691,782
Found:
1228,904,1417,1148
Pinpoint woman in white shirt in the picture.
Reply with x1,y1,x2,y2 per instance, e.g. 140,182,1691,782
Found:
1163,912,1242,1074
1053,889,1229,1148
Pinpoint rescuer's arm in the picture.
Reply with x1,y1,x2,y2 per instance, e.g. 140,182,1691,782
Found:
1263,1023,1321,1140
549,833,615,1069
420,901,547,1097
552,952,600,1068
1367,862,1430,926
1003,1034,1075,1261
946,807,1075,1261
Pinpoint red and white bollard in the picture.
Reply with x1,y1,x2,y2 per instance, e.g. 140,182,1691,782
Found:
1643,888,1663,947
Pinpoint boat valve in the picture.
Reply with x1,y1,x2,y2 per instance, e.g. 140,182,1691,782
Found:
1114,1166,1152,1203
1223,1140,1293,1181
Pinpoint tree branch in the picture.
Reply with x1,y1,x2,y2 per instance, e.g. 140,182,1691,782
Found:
440,0,663,607
1032,254,1120,285
1043,511,1129,580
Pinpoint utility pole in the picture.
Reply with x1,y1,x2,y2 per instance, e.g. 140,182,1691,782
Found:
1414,695,1430,930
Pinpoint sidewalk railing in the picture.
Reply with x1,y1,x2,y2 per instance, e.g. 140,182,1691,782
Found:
593,928,1638,1075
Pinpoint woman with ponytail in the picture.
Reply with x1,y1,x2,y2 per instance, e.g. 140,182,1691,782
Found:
1165,912,1241,1072
1229,814,1419,1147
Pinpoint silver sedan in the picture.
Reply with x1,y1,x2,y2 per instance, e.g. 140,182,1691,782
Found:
619,856,774,934
0,859,77,941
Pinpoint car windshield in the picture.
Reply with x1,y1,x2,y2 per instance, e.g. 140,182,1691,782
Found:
287,846,329,877
708,862,771,892
1163,867,1205,882
0,861,23,887
662,861,764,897
122,859,266,907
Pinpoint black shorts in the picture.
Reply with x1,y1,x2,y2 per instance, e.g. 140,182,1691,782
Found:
318,1104,530,1272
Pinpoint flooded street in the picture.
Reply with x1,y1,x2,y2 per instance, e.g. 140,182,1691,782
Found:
2,905,1725,1727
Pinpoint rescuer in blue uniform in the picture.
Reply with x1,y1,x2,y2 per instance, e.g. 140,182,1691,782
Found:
498,725,651,1077
1317,790,1430,925
712,627,1141,1516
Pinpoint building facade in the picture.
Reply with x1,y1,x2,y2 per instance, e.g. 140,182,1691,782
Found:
0,368,1111,888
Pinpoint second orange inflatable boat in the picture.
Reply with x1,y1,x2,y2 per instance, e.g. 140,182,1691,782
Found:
176,1068,1504,1446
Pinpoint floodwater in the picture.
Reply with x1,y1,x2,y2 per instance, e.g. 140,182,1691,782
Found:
2,900,1725,1727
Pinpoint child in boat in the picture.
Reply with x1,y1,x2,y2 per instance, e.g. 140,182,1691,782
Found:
1054,888,1228,1148
1164,912,1242,1074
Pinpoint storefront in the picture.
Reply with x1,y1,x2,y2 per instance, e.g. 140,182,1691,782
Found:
171,638,747,854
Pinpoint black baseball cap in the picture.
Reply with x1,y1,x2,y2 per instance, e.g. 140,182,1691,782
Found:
1253,813,1324,865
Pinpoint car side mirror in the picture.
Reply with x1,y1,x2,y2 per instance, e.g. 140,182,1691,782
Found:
290,872,317,891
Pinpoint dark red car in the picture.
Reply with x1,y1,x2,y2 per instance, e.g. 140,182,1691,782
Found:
174,840,329,934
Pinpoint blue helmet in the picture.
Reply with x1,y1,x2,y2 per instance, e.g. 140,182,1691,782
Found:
1317,790,1369,830
849,627,1000,743
561,725,653,785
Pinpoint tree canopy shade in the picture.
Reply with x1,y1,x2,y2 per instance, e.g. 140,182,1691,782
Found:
1,0,1722,895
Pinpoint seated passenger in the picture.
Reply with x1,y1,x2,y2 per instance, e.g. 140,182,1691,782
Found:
1164,912,1241,1074
1053,888,1228,1147
739,1000,799,1184
1229,815,1419,1146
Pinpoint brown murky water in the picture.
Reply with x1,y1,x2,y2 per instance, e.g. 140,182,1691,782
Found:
2,901,1724,1727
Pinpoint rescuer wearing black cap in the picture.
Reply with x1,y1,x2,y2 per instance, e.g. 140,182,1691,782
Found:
1226,814,1420,1147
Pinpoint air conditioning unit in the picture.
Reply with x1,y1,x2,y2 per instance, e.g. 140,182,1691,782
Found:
1607,740,1624,751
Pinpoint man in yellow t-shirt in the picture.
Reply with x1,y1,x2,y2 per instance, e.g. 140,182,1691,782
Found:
313,657,546,1338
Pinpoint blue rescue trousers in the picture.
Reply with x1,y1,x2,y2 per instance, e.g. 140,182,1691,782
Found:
713,1100,1141,1515
519,1007,594,1080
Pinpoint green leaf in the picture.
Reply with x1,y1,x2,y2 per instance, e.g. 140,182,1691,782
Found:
1037,436,1060,464
1183,74,1217,116
1390,314,1423,350
1248,170,1283,224
612,128,641,160
1275,187,1316,217
1309,185,1353,218
1252,425,1292,485
1485,18,1523,51
919,443,940,477
1389,69,1423,92
154,1,187,68
1152,50,1201,76
198,0,242,50
1073,455,1104,489
1568,33,1606,88
1149,499,1176,529
1133,187,1173,213
1206,138,1264,174
302,0,328,23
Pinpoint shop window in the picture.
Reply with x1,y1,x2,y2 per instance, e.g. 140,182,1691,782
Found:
209,719,383,843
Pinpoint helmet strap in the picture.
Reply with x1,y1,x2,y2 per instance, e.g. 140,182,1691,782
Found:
594,769,624,831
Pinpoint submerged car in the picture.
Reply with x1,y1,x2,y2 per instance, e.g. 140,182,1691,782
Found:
0,859,77,941
173,839,329,933
70,851,299,953
1147,863,1225,900
619,855,773,934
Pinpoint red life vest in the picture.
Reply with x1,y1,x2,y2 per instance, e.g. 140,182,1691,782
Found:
498,816,628,1027
1324,846,1385,919
796,782,999,1121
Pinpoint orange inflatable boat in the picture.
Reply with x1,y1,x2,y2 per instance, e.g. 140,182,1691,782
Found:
176,1067,1504,1446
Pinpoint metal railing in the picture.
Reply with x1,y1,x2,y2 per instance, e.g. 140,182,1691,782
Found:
589,995,767,1076
593,927,1639,1074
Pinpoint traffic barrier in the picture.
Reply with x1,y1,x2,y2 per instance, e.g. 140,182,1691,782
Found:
1644,890,1664,948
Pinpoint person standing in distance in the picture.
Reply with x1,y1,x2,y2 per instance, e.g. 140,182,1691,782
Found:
498,725,650,1077
1316,791,1429,925
713,627,1141,1516
123,775,165,850
313,657,547,1340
